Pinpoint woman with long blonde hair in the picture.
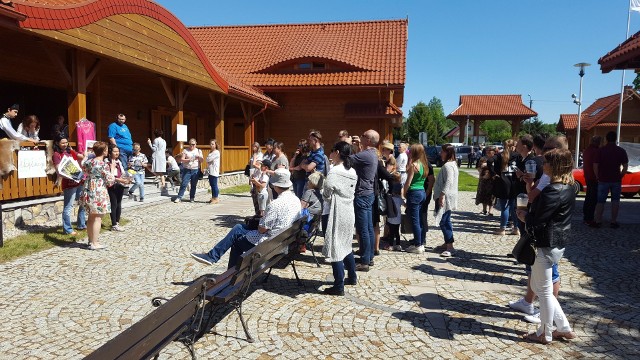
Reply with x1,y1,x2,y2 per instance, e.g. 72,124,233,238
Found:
402,144,429,253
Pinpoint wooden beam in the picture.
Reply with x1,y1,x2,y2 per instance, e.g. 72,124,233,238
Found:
40,42,72,85
159,77,176,107
209,93,220,116
67,49,87,141
178,84,190,109
85,58,102,86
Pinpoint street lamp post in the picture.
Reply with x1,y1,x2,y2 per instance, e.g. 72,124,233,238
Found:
573,62,590,168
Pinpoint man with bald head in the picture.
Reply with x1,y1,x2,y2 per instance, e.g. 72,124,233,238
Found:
350,129,380,271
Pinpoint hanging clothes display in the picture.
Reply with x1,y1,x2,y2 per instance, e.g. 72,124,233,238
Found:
76,118,96,153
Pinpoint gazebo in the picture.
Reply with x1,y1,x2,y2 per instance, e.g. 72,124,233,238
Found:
447,95,537,145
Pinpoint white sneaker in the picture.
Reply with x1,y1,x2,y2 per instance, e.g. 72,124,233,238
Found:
173,198,181,203
406,245,424,254
524,310,541,324
508,297,535,315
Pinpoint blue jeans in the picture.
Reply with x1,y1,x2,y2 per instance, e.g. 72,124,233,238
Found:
331,252,356,291
293,178,306,198
207,224,255,269
208,175,219,198
526,263,560,283
406,189,426,246
128,173,145,199
439,210,454,244
62,186,86,233
498,197,517,229
177,168,199,200
354,193,375,264
119,149,132,171
597,181,622,203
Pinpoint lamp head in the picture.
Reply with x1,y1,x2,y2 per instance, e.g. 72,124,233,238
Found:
571,94,577,99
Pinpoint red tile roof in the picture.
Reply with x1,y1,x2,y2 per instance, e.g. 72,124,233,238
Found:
599,30,640,73
11,0,229,94
448,95,537,119
189,19,407,87
211,64,278,107
558,114,578,131
558,87,640,131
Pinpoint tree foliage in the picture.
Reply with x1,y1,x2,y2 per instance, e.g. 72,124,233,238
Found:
634,73,640,91
480,120,512,143
400,97,454,145
519,117,560,138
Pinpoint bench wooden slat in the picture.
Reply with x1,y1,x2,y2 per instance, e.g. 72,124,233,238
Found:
85,275,210,360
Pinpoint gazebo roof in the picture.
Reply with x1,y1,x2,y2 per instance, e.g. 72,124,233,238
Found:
447,95,537,121
599,29,640,73
557,87,640,131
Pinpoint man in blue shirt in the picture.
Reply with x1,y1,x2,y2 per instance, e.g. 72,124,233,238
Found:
299,129,326,177
108,113,133,169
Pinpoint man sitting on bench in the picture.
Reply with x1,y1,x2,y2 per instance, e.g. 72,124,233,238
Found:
191,168,302,269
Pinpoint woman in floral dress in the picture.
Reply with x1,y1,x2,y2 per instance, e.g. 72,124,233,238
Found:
79,141,117,250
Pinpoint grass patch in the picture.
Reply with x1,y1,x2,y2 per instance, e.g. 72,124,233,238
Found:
0,216,129,264
220,184,251,194
433,167,478,192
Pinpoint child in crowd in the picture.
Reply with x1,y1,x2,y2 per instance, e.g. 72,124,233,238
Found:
127,143,148,202
165,151,180,189
250,159,271,217
475,157,494,216
386,182,403,251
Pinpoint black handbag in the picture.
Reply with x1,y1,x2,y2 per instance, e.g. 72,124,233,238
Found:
511,232,536,265
244,164,251,177
244,215,261,230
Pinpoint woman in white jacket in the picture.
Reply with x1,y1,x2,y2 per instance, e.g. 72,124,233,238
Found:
147,129,167,190
433,144,459,257
322,141,358,296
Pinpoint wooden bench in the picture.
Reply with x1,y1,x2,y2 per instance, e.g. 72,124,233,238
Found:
85,217,305,360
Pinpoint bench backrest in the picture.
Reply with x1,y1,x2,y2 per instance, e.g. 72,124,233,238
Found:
85,275,213,360
227,218,304,289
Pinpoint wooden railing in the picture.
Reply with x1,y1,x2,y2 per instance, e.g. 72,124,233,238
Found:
195,145,249,174
1,143,61,202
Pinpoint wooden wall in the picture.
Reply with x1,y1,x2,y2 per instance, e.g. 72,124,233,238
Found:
264,89,394,153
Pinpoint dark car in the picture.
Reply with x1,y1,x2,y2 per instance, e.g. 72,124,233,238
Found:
454,146,474,167
426,145,442,167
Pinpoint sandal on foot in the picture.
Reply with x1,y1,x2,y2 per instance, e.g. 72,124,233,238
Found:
440,250,454,257
522,332,550,345
552,330,576,340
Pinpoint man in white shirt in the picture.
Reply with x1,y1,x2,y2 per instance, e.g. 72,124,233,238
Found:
0,104,31,142
191,168,302,269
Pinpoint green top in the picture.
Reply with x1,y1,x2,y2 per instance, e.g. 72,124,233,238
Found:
408,162,425,191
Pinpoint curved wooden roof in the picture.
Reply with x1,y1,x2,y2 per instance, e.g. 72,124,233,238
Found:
599,30,640,73
448,95,537,121
189,19,407,88
9,0,229,94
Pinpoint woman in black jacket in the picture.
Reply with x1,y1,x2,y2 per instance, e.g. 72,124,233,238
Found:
517,148,576,344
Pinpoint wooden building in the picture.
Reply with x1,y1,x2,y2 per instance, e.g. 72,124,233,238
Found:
557,86,640,152
189,20,407,148
0,0,406,202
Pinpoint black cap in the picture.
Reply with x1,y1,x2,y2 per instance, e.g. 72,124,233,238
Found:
260,159,271,168
9,104,19,111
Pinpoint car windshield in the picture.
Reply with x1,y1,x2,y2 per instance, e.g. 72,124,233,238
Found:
457,147,472,154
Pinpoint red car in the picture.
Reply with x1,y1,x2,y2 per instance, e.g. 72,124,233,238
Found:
572,168,640,198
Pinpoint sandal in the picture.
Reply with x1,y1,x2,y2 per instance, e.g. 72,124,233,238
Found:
440,250,454,257
552,330,576,340
68,231,78,236
522,332,550,345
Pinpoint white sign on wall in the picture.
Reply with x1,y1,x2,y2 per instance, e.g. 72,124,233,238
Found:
176,124,188,142
18,150,47,179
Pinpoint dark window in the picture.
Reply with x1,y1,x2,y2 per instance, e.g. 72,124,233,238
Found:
312,62,326,69
298,63,312,69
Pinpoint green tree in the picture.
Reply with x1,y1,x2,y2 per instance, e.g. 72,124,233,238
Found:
519,117,559,137
480,120,511,143
634,73,640,91
403,97,453,145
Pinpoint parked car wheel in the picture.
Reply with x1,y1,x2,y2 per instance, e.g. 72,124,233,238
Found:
572,181,582,195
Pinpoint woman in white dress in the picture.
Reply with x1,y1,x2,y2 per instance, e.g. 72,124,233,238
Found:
147,129,167,190
322,141,358,296
206,139,221,204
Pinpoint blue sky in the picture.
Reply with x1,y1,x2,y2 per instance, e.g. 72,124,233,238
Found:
157,0,640,124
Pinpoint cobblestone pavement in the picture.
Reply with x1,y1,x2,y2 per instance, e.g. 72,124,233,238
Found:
0,190,639,359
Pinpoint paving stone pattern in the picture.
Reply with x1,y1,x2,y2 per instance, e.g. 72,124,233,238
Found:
0,190,639,359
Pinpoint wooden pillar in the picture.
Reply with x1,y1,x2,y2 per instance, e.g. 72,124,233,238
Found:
458,120,467,144
210,93,227,173
161,78,189,154
473,120,481,145
240,102,253,148
67,49,86,143
511,119,522,138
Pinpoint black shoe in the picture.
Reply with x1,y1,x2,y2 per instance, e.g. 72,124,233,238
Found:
369,260,375,266
355,264,370,272
323,286,344,296
345,278,357,286
374,250,380,256
610,222,620,229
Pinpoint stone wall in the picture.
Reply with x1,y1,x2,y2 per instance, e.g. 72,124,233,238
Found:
1,171,247,240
